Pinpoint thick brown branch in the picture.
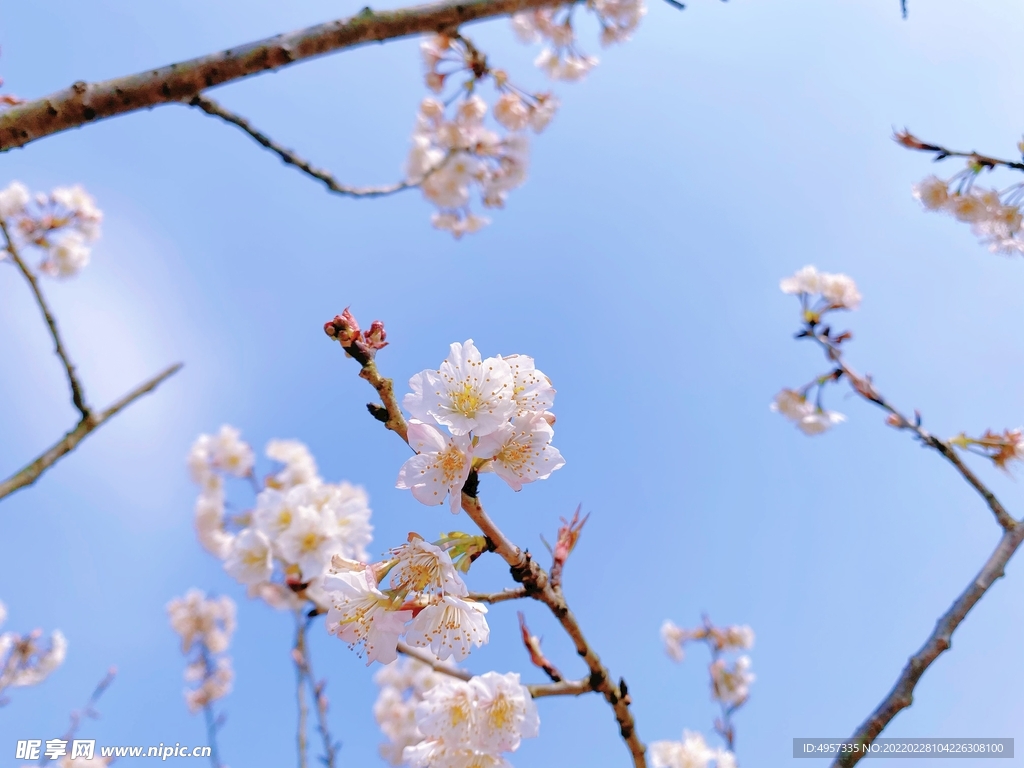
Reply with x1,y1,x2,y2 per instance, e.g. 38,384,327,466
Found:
2,219,89,417
0,0,571,151
189,95,419,199
0,363,182,501
833,520,1024,767
396,641,592,698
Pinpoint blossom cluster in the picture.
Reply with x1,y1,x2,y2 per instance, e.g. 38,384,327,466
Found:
772,265,862,436
398,340,564,512
410,34,559,238
187,427,372,611
0,181,102,278
375,657,540,768
512,0,647,81
650,731,736,768
912,175,1024,255
323,534,490,665
167,590,236,713
0,600,67,697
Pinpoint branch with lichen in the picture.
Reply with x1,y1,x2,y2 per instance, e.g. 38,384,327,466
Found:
326,309,647,768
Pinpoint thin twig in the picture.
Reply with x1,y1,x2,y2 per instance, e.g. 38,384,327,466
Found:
833,521,1024,767
396,641,591,698
2,218,89,417
189,95,427,199
34,666,117,765
331,329,648,768
894,129,1024,173
467,588,528,604
199,647,223,768
810,333,1016,531
0,0,575,151
293,613,309,768
0,363,182,501
297,618,337,768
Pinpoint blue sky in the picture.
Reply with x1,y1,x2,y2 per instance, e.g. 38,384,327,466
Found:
2,0,1024,765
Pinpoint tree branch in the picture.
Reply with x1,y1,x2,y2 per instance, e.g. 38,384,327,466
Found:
293,614,309,768
189,95,424,199
810,332,1016,531
466,587,528,604
329,328,647,767
0,362,182,501
296,618,336,768
2,219,89,418
893,129,1024,173
834,520,1024,767
0,0,572,152
396,641,592,698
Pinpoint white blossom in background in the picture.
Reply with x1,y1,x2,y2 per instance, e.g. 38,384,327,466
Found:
186,430,373,611
0,181,103,279
779,265,861,311
912,174,1024,255
770,389,845,437
409,35,560,237
0,600,67,696
398,340,564,509
374,656,457,765
399,671,538,768
649,731,735,768
710,655,754,708
166,590,235,714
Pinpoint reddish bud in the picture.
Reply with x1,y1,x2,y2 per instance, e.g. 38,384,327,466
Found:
364,320,388,350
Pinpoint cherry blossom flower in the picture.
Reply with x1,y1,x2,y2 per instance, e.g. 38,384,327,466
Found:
661,619,693,662
374,655,458,765
404,595,489,662
779,265,821,296
276,505,344,580
468,672,539,753
0,625,67,690
710,655,754,708
649,731,718,768
405,341,516,437
502,353,556,416
0,181,29,219
475,413,565,491
911,175,949,210
324,569,413,666
389,536,468,597
224,528,273,586
265,438,319,489
167,590,236,655
397,420,475,513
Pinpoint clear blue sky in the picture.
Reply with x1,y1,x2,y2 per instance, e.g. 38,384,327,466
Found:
2,1,1024,766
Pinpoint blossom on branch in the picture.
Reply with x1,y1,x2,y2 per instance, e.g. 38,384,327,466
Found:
649,731,734,768
0,601,67,696
166,590,235,714
911,172,1024,255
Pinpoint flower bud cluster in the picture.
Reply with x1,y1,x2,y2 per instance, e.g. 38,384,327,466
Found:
0,181,102,278
186,427,373,611
913,174,1024,255
0,600,67,695
166,589,236,713
397,340,564,512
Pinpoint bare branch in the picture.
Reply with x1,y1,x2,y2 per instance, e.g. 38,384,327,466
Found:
810,333,1016,531
293,614,309,768
328,318,647,767
0,362,182,501
893,129,1024,173
296,618,337,768
2,219,89,417
53,667,117,749
0,0,572,151
834,520,1024,767
466,587,528,604
189,95,420,199
396,641,592,698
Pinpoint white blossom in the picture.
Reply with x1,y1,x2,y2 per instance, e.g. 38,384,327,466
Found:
224,528,273,585
911,175,949,210
475,413,565,491
389,536,468,597
820,272,862,310
404,595,489,662
710,655,754,707
276,504,340,581
397,420,475,514
405,340,515,436
795,409,846,436
502,353,556,416
324,569,412,665
661,619,689,662
649,731,717,768
167,590,236,655
468,672,539,753
42,232,90,278
266,438,319,489
779,265,821,296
